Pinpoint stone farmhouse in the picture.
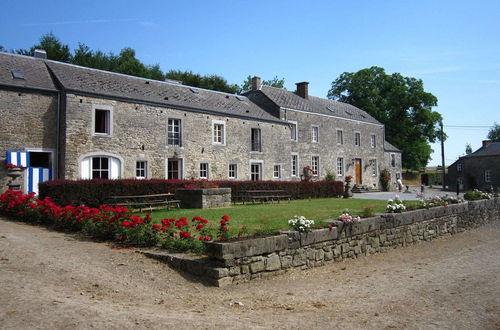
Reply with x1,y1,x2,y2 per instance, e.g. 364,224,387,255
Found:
446,140,499,192
0,51,402,194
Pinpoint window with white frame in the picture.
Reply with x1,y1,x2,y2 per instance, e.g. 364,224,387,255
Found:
311,156,319,176
336,157,344,176
337,130,343,145
391,154,396,167
370,134,376,148
93,105,112,136
311,126,319,143
273,165,281,178
457,163,463,172
136,161,147,179
228,163,237,179
251,128,261,152
80,155,121,179
289,121,298,141
355,132,361,147
212,120,225,145
167,119,181,146
291,154,298,177
485,170,492,182
250,162,262,181
369,159,377,176
199,163,209,179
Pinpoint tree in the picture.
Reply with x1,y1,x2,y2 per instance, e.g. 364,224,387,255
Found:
465,143,472,155
240,75,286,92
17,33,72,62
487,122,500,142
165,70,239,93
327,66,443,170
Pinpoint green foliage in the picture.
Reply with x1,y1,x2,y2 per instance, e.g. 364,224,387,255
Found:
464,189,493,201
17,33,72,62
165,70,239,93
360,205,375,218
379,169,391,191
327,66,443,169
324,170,336,181
487,122,500,142
421,172,443,186
240,75,286,92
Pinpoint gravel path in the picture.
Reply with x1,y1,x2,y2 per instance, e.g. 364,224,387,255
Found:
1,217,499,329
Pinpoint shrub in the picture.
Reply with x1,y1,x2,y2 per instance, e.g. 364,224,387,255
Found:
361,205,375,218
380,169,391,191
421,172,444,186
464,189,492,201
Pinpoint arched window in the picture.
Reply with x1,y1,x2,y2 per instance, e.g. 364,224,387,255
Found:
80,154,122,179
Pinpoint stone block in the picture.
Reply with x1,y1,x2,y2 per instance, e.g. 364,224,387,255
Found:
265,255,282,271
296,227,338,247
315,249,325,261
215,277,233,288
249,260,264,273
205,234,289,260
292,251,306,267
281,255,292,269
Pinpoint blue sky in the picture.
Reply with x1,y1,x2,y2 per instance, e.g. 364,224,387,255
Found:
2,0,499,166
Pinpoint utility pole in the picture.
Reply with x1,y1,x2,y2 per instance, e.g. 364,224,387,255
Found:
440,121,446,191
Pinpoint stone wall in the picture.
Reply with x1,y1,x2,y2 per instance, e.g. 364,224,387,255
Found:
141,198,499,287
447,156,500,191
175,188,231,208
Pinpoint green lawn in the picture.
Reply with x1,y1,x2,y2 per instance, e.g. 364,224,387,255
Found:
147,198,387,237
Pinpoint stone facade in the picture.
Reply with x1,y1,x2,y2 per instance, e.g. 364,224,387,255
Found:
140,198,499,286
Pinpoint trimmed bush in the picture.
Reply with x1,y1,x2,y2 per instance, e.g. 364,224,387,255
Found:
421,172,445,186
39,179,344,207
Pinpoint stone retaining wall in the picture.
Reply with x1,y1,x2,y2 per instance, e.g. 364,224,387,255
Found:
141,198,500,287
175,188,231,208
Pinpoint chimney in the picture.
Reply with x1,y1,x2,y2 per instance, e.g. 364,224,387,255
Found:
482,140,492,148
33,49,47,59
296,81,309,99
251,76,261,90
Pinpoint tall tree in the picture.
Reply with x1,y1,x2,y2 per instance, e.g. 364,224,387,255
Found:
487,122,500,142
165,70,239,93
240,75,286,92
327,66,443,170
17,33,72,62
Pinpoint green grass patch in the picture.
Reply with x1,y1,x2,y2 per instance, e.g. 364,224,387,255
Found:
146,198,387,238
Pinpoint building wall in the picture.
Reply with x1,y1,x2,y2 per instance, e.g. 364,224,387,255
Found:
383,151,402,190
280,108,390,188
0,89,58,192
62,94,291,181
448,156,499,191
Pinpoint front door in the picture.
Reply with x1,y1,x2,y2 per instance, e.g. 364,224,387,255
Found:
355,159,362,185
167,158,182,180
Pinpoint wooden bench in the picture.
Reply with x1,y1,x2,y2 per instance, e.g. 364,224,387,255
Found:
239,190,291,204
108,193,180,212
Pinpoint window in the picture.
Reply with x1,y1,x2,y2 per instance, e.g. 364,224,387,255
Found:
485,170,492,182
289,121,298,141
167,119,181,146
336,157,344,176
391,154,396,167
337,130,343,145
228,164,237,179
311,126,319,143
457,163,463,172
370,135,376,148
355,132,361,147
311,156,319,176
199,163,209,179
250,163,262,181
251,128,261,152
291,154,298,177
136,161,147,179
80,154,121,180
93,108,112,136
212,120,225,145
273,165,281,178
369,159,377,176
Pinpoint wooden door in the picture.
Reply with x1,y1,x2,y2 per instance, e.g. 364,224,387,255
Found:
168,159,180,180
355,159,362,184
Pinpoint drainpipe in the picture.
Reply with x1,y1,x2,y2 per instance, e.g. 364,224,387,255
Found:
55,91,60,179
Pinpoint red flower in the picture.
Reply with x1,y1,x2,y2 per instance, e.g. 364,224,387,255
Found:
196,224,204,230
179,231,190,239
222,225,228,232
205,236,211,241
222,215,230,222
152,224,161,230
199,236,205,241
121,220,132,227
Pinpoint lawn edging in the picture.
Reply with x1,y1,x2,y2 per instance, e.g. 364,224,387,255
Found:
140,197,500,287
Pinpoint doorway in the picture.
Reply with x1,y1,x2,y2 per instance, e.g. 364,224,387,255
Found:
354,159,362,185
167,158,182,180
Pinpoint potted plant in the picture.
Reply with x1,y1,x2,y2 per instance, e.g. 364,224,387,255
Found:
344,175,353,198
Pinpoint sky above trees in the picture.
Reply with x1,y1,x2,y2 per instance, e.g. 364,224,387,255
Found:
2,0,499,166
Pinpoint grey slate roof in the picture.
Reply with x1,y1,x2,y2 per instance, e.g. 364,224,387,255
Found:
463,142,500,158
0,52,57,92
45,60,282,123
251,85,382,125
384,141,401,152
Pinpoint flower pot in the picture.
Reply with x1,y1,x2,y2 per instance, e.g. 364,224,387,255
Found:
7,167,23,190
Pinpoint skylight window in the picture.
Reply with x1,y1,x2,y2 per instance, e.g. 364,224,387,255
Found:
11,71,24,79
326,106,335,112
345,110,353,116
236,96,245,101
190,88,199,94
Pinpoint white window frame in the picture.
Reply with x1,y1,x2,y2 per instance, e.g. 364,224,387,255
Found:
485,170,492,182
136,160,147,179
311,156,319,177
370,159,377,177
92,104,113,137
337,129,343,145
391,154,396,167
228,163,237,179
251,127,262,152
165,158,184,180
336,157,344,177
199,163,209,179
311,126,319,143
273,164,281,179
167,118,182,146
249,160,263,181
291,153,299,177
289,121,298,142
212,120,226,145
370,134,376,148
79,152,123,180
354,132,361,147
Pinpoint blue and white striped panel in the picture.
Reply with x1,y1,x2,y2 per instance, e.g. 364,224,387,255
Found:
6,151,29,167
28,167,53,195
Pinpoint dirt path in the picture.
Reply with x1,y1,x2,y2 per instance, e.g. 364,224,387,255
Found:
1,217,499,330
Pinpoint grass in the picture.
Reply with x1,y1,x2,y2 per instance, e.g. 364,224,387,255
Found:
146,198,387,238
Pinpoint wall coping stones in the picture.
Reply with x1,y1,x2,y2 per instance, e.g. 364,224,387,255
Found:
206,234,289,260
280,227,339,247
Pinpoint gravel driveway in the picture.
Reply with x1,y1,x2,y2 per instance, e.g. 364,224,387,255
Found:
1,217,499,329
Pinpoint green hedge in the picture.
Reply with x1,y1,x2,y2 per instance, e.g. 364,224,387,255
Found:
39,179,345,207
421,172,445,186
